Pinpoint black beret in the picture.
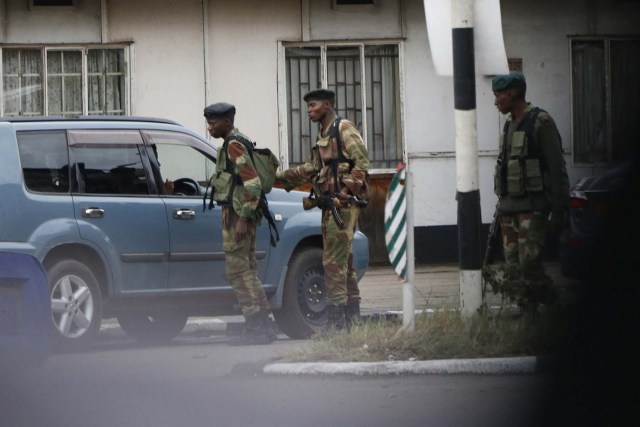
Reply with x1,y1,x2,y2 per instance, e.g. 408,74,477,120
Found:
203,102,236,119
492,72,526,92
303,89,335,103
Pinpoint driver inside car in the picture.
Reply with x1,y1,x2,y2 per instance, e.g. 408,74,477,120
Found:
150,144,178,195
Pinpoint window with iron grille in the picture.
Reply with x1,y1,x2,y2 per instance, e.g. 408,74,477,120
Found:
571,37,640,164
284,43,402,170
1,46,128,117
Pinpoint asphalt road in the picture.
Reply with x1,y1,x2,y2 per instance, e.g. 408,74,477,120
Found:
1,335,553,427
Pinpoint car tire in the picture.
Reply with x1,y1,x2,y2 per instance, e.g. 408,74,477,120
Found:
48,259,103,347
117,311,189,343
273,247,327,339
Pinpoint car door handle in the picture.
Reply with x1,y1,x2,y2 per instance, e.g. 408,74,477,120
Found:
81,207,105,218
173,208,196,220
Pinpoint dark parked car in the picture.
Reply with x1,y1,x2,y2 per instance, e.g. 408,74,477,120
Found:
0,116,369,348
560,161,632,279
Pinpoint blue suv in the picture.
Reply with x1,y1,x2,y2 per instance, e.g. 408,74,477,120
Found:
0,116,369,347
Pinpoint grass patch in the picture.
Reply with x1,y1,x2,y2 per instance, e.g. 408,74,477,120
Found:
291,308,565,362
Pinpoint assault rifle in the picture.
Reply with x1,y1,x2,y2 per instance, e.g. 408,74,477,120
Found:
484,207,502,266
302,191,368,229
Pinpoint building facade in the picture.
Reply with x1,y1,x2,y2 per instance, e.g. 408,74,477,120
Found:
1,0,638,263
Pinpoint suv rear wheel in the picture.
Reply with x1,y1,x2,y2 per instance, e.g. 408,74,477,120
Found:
48,259,103,347
273,247,327,338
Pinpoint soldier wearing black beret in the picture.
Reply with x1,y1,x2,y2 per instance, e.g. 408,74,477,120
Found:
204,102,275,345
303,89,336,103
276,89,370,332
487,71,569,311
203,102,236,120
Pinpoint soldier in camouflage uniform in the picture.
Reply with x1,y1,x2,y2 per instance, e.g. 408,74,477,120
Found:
491,72,569,310
205,102,274,345
276,89,370,331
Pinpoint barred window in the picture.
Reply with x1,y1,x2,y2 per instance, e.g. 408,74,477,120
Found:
1,46,128,117
284,43,402,170
571,37,640,164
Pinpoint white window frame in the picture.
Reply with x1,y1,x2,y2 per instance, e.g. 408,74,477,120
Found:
277,40,405,174
0,44,131,117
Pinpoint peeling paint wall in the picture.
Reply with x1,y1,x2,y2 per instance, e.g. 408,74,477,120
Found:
2,0,101,43
2,0,639,238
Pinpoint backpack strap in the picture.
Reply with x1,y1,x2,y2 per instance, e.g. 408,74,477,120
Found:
258,196,280,247
224,134,255,183
223,133,279,247
327,117,355,194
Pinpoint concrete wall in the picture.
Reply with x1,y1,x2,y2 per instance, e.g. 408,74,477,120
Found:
108,0,207,134
309,0,403,40
2,0,639,251
403,0,640,227
206,0,300,147
2,0,101,43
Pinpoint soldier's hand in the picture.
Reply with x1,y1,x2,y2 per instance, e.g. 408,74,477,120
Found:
235,217,248,243
333,189,350,208
164,179,174,194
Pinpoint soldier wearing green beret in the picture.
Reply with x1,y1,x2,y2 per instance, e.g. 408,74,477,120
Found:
205,102,275,345
276,89,370,332
490,71,569,310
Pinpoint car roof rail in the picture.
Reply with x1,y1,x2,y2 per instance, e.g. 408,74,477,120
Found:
0,115,181,126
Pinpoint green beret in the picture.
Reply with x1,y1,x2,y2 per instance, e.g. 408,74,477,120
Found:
303,89,335,103
492,72,526,92
203,102,236,119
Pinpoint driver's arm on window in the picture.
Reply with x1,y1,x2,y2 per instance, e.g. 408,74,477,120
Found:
163,179,174,194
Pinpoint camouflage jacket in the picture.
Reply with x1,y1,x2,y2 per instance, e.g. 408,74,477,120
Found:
215,128,262,220
277,116,369,197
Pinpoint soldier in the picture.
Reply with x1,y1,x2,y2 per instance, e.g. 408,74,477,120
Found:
491,71,569,310
276,89,370,331
205,102,275,345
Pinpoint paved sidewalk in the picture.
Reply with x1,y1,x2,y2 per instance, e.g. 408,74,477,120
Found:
101,262,577,375
360,261,574,315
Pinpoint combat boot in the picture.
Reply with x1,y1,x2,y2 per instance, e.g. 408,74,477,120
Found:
326,304,347,333
345,301,361,330
262,311,279,342
228,311,275,346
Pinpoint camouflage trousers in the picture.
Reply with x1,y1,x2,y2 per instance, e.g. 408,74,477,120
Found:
500,211,548,271
322,205,360,306
222,208,269,317
482,211,556,310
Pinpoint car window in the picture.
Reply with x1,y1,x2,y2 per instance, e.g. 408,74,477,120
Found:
17,130,70,193
142,130,216,195
68,130,151,195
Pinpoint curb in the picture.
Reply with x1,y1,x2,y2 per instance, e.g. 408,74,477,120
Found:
263,356,539,376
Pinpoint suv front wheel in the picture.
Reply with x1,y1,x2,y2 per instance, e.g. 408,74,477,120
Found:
273,247,327,338
48,259,103,347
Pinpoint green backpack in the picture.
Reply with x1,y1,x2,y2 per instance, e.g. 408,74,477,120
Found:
225,134,280,195
205,134,281,247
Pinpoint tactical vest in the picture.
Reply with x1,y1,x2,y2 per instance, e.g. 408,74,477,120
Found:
312,117,369,201
494,107,547,197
